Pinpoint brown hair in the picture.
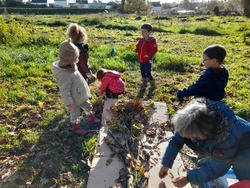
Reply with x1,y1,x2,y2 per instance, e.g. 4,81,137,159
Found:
203,44,226,64
66,23,88,43
141,23,153,32
96,68,108,81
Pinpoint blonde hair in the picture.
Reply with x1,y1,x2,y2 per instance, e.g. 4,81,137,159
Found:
96,68,108,81
66,23,88,43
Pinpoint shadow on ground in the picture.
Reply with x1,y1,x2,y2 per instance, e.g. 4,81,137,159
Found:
1,108,102,188
137,83,156,100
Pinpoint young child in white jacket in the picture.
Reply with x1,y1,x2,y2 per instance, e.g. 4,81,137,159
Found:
52,39,99,136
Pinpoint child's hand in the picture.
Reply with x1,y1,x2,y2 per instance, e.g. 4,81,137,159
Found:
143,54,149,58
87,74,97,85
67,104,75,110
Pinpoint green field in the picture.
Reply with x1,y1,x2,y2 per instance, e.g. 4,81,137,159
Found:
0,14,250,187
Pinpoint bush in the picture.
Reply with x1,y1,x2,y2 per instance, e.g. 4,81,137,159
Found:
194,27,222,36
156,55,188,72
47,20,67,27
96,23,137,31
179,28,192,34
79,17,104,26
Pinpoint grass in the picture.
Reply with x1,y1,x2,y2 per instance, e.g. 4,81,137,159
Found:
0,14,250,187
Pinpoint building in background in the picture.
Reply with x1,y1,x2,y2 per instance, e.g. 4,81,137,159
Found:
53,0,76,7
149,1,161,12
31,0,55,6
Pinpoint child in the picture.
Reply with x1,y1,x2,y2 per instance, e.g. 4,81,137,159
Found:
66,23,96,85
176,44,228,101
135,23,158,89
52,39,99,136
96,68,125,99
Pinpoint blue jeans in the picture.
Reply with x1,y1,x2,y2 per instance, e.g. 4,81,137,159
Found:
140,61,153,80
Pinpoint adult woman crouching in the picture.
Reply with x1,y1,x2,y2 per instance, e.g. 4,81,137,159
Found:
159,98,250,187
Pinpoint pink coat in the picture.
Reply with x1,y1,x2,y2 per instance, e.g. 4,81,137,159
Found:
99,71,125,94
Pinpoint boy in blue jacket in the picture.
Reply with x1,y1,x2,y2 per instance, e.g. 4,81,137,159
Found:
177,44,228,101
159,98,250,187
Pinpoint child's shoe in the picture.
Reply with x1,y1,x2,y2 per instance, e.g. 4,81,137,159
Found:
71,119,87,136
87,112,100,126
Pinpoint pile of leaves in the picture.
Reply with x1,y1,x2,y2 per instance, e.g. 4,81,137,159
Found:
104,99,172,188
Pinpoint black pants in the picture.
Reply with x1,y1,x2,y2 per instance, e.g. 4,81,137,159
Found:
140,61,153,80
105,87,123,99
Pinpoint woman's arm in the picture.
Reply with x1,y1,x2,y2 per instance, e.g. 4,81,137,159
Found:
161,132,186,168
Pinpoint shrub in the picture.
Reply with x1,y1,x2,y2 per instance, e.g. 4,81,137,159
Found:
47,20,67,27
156,55,188,72
154,16,171,20
179,28,192,34
194,27,222,36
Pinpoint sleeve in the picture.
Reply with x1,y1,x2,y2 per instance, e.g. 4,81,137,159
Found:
58,75,74,106
187,158,231,184
135,39,141,52
78,44,91,74
161,132,185,168
148,38,158,59
187,137,236,184
177,69,212,98
99,76,109,94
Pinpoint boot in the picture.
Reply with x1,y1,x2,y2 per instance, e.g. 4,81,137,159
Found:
71,119,87,136
140,78,148,88
87,112,100,126
149,80,156,90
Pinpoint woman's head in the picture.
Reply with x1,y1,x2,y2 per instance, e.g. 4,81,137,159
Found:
66,23,88,43
172,98,229,141
96,68,108,81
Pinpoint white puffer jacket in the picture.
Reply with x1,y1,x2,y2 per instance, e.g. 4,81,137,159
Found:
52,61,91,106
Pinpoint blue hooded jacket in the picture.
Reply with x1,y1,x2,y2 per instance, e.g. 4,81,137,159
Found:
177,67,228,101
162,101,250,185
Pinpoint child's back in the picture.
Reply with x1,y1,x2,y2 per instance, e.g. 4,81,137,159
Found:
97,69,125,99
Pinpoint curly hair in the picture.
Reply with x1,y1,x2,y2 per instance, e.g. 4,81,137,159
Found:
66,23,88,43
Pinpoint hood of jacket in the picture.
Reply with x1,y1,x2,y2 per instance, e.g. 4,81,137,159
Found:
52,61,75,76
105,71,121,79
196,98,231,142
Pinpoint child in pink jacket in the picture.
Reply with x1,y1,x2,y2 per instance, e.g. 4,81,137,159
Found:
96,68,125,99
